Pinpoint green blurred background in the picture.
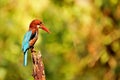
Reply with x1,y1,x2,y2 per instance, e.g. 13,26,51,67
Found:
0,0,120,80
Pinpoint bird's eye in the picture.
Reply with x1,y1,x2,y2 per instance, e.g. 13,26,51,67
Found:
40,22,42,24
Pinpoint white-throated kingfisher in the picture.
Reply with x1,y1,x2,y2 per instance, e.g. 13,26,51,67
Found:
22,19,50,66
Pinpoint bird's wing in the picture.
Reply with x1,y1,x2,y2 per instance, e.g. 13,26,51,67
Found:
22,30,32,53
29,32,38,47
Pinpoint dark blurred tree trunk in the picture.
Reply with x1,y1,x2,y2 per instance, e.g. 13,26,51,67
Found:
31,51,46,80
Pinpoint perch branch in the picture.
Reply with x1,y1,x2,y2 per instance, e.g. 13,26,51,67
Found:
31,50,46,80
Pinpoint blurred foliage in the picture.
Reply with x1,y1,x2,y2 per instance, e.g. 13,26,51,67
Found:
0,0,120,80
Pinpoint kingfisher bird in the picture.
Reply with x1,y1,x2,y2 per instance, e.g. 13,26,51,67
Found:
22,19,50,66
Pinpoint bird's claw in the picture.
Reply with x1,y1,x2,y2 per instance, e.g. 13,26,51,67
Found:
30,47,36,53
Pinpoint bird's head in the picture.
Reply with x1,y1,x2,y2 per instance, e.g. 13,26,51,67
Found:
29,19,50,33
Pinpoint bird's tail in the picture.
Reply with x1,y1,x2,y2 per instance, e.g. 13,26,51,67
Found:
23,50,28,66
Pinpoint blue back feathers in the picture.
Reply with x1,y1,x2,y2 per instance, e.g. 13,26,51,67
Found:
22,30,32,53
22,30,32,66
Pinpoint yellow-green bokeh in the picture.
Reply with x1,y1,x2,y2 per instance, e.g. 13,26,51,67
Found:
0,0,120,80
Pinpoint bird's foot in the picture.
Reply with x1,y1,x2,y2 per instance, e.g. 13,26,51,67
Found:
30,47,36,53
31,49,36,53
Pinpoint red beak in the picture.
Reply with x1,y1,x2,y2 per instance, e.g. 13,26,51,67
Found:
41,25,50,33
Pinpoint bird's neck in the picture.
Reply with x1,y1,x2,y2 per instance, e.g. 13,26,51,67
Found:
29,28,38,34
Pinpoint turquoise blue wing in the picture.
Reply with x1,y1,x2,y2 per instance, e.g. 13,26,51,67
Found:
22,30,32,66
22,30,32,53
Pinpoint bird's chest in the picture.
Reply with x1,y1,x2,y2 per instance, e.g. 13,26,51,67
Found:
29,31,38,47
30,31,38,40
